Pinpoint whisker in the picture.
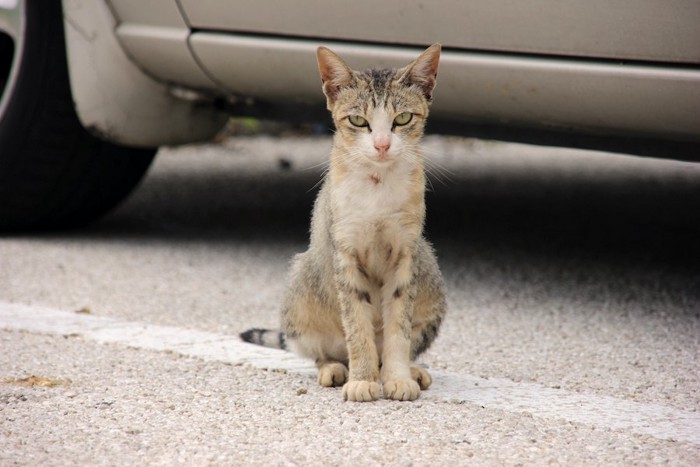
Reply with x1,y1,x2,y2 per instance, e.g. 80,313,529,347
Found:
302,159,330,172
424,170,436,193
402,145,456,188
425,161,456,186
307,169,329,193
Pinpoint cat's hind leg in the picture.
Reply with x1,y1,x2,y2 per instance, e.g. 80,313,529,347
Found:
316,360,348,387
410,365,432,390
282,252,351,388
407,243,446,392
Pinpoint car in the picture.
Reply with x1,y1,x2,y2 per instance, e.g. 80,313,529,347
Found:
1,0,699,229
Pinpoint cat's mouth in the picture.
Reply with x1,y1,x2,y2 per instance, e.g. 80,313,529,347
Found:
375,152,391,163
367,150,396,166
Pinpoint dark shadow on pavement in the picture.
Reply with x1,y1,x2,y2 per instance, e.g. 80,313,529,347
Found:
27,143,700,315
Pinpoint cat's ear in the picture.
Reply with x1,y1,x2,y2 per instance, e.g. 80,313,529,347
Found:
399,43,441,101
317,46,355,105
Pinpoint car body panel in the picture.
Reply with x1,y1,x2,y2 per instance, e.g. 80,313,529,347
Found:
191,34,700,141
115,24,218,89
179,0,700,64
108,0,219,89
107,0,186,28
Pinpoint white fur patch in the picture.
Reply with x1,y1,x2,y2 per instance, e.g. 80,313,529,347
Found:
334,161,413,227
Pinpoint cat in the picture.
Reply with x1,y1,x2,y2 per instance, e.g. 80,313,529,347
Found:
241,44,446,402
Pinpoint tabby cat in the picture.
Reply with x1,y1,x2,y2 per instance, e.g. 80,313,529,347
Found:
241,44,446,402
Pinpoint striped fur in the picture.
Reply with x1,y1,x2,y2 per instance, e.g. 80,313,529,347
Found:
239,328,287,350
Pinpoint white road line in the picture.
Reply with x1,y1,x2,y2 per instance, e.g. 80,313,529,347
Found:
1,302,698,445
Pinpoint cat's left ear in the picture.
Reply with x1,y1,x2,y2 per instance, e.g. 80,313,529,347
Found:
399,43,441,101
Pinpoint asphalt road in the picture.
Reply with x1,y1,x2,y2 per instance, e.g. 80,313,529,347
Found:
1,135,699,465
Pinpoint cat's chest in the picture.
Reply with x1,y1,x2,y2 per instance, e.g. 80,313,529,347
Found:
330,169,422,252
334,172,408,225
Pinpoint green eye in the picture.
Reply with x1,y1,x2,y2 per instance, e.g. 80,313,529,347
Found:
393,112,413,126
348,115,368,127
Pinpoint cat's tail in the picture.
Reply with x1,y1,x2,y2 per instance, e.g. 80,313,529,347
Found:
239,328,287,350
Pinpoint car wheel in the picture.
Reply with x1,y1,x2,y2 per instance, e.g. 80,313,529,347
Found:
0,0,156,230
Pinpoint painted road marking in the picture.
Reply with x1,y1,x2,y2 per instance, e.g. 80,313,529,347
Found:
1,302,698,445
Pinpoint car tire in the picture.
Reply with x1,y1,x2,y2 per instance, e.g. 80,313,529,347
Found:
0,1,155,230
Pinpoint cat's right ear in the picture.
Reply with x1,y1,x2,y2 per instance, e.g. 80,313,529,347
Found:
317,47,355,106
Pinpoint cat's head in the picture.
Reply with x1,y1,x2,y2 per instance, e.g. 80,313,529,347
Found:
317,44,441,167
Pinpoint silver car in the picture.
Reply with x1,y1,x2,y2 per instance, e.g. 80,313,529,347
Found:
1,0,698,229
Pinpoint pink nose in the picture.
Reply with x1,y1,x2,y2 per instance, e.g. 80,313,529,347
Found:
373,136,391,153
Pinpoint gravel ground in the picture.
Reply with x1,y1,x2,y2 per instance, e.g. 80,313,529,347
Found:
2,331,698,466
1,135,699,464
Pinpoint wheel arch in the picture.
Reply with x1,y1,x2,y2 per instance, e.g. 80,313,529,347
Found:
61,0,227,148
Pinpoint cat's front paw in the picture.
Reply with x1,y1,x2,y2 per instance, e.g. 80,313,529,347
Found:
383,379,421,401
342,380,381,402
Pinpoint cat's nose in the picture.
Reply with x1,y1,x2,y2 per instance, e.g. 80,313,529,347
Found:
373,135,391,153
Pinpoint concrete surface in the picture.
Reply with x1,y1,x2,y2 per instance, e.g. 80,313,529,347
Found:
1,135,699,465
